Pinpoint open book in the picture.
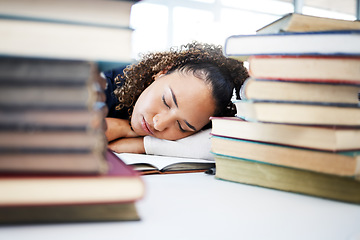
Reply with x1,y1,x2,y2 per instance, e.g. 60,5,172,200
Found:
115,152,215,175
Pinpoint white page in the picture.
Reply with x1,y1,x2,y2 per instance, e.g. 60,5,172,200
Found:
114,152,214,170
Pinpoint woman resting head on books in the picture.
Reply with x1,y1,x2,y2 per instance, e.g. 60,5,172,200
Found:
102,42,248,158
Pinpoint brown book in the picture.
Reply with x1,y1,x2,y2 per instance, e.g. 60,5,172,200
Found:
0,150,145,223
0,0,135,28
210,117,360,152
234,100,360,127
211,135,360,177
241,77,360,105
256,13,360,34
214,154,360,204
0,57,109,174
247,55,360,84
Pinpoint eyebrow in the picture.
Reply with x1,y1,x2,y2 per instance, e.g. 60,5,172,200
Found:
169,87,178,108
169,87,197,132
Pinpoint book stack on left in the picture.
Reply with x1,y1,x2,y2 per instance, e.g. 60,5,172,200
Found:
0,0,145,223
211,13,360,204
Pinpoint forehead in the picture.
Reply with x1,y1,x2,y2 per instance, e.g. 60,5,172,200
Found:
163,70,211,99
163,71,216,122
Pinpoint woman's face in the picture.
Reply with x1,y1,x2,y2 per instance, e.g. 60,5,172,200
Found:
131,70,216,140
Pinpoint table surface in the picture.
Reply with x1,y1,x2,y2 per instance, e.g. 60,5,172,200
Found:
1,169,360,240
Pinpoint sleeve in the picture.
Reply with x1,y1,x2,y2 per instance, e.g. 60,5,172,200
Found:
143,128,214,160
101,67,128,118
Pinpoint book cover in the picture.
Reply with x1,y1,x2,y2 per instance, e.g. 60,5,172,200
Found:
256,13,360,34
0,18,133,70
0,150,145,205
234,100,360,126
0,0,136,28
0,150,144,223
214,154,360,204
240,77,360,104
211,135,360,177
224,30,360,60
247,55,360,84
210,117,360,151
0,202,140,223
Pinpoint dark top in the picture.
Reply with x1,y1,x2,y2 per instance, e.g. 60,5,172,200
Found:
102,67,131,119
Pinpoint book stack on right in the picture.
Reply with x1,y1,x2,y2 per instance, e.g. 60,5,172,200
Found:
211,13,360,203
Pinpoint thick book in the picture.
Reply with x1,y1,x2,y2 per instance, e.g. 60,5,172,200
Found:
0,130,106,153
240,77,360,105
0,18,133,70
0,202,140,223
0,150,145,206
0,108,106,132
211,135,360,177
210,117,360,152
117,153,215,175
247,55,360,84
256,13,360,34
0,0,135,28
0,57,107,109
234,100,360,126
214,154,360,204
0,150,144,223
224,30,360,60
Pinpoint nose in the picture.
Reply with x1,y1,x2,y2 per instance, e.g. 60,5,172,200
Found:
153,112,175,132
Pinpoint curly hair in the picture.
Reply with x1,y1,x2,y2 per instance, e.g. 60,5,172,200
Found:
113,42,249,120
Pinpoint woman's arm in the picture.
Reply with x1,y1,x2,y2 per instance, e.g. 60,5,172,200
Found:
143,128,213,160
105,117,138,142
108,137,145,154
107,127,213,159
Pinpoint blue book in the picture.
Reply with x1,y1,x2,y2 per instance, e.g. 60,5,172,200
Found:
224,30,360,60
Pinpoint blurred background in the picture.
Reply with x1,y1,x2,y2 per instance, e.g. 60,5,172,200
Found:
129,0,359,59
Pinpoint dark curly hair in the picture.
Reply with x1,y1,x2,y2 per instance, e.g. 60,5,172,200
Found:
113,42,249,121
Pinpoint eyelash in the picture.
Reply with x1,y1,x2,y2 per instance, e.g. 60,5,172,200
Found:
177,121,186,133
162,95,170,109
163,95,186,133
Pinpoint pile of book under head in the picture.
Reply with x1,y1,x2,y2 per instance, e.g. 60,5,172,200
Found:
211,13,360,204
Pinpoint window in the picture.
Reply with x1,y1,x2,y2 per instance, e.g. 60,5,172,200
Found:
130,0,358,59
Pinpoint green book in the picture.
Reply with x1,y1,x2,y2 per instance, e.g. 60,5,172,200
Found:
214,154,360,204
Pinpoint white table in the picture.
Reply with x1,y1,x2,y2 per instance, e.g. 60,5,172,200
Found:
1,171,360,240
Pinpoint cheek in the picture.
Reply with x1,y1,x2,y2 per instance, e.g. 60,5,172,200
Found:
156,130,194,141
134,91,157,114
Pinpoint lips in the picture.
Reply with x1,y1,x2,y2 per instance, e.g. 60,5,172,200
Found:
141,117,154,135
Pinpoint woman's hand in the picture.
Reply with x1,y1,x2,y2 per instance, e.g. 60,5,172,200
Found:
108,137,145,154
105,118,145,154
105,117,138,142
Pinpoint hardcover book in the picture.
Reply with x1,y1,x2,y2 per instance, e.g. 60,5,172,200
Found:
234,100,360,126
214,154,360,204
210,117,360,152
224,30,360,61
240,77,360,104
0,150,145,223
211,135,360,177
256,13,360,34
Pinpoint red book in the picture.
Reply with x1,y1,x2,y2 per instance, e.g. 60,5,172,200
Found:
0,150,145,223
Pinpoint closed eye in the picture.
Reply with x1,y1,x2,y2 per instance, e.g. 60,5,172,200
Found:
162,95,170,109
177,120,186,133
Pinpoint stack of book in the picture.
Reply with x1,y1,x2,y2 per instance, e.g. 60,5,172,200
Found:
211,13,360,203
0,0,145,223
